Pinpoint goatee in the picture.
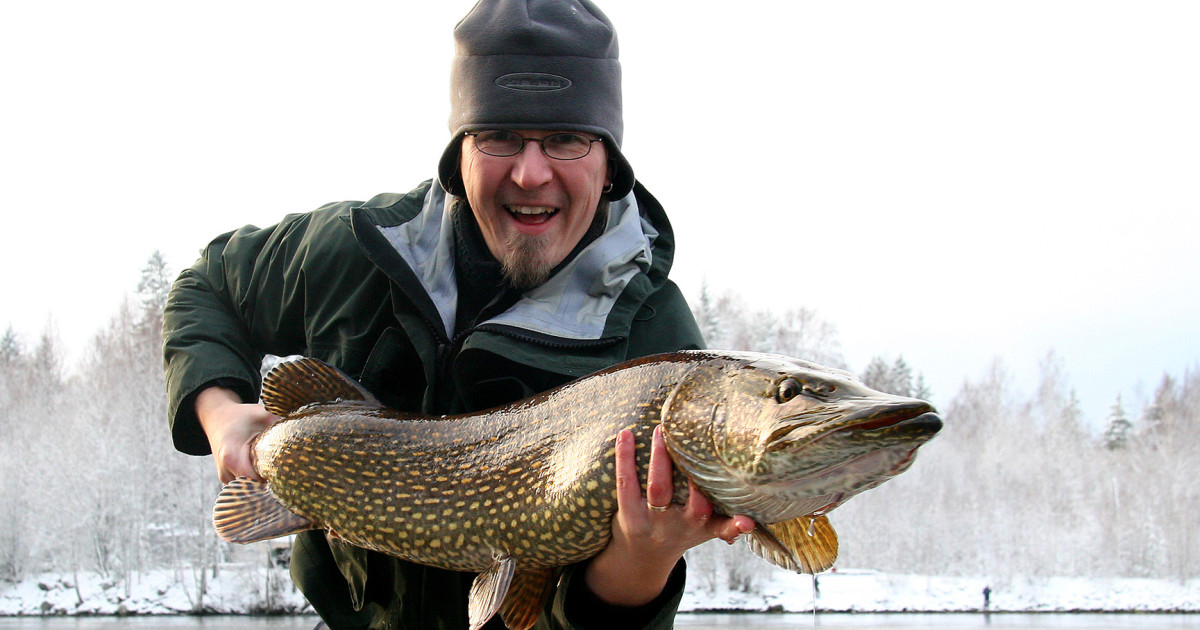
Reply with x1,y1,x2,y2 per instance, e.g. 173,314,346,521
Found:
500,233,555,290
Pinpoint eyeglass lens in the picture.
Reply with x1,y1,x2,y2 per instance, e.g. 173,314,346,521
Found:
472,131,596,160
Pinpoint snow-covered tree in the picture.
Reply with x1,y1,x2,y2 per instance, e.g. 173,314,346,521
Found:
890,357,913,396
860,354,928,398
690,288,845,368
694,281,722,347
0,325,20,367
1138,374,1176,446
860,356,889,392
913,373,932,399
1103,395,1133,449
136,250,172,338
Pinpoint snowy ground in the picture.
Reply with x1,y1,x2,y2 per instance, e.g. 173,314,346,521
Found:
0,568,310,616
2,567,1197,616
680,569,1200,614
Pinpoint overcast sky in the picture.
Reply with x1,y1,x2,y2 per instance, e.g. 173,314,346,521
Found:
2,0,1197,427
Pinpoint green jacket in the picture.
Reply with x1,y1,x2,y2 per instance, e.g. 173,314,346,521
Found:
163,180,704,629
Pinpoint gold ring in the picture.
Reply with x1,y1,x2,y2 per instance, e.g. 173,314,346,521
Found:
647,502,670,512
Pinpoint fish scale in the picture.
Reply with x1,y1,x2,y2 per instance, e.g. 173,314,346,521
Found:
213,350,941,630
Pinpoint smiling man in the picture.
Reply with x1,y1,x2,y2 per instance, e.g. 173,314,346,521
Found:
163,1,752,629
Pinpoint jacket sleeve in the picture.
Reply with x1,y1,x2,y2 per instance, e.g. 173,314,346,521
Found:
164,218,295,455
163,205,362,455
550,560,687,630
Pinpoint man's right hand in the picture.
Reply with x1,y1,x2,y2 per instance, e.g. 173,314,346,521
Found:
195,386,280,483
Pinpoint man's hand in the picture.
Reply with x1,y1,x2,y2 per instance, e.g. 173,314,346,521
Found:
195,386,279,484
583,425,756,607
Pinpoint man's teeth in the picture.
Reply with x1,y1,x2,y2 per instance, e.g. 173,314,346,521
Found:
507,205,556,215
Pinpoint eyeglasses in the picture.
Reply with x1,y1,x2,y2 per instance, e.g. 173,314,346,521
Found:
465,130,603,161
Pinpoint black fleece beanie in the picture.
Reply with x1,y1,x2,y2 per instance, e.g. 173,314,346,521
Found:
436,0,635,200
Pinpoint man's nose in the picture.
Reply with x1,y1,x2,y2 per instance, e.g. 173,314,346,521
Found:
510,140,554,189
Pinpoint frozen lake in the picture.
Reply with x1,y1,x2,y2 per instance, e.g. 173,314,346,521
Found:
0,614,1197,629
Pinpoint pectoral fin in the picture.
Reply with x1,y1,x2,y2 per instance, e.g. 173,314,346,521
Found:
500,567,561,630
469,554,516,630
746,515,838,574
212,477,316,543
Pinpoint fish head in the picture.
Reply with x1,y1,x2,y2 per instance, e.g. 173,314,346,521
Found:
661,351,941,524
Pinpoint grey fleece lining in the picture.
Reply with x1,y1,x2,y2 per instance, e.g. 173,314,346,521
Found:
375,183,655,341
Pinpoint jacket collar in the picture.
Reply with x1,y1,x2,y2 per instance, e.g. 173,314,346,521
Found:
354,182,658,342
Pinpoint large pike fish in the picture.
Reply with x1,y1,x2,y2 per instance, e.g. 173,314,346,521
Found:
213,350,941,629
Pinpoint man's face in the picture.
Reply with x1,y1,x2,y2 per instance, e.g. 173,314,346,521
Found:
460,130,610,289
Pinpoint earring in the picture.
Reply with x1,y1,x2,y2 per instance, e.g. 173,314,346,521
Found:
602,183,614,194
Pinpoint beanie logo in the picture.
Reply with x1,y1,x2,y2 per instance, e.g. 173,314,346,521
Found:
496,73,572,92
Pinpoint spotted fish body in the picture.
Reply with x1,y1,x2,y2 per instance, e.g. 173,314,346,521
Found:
213,350,941,630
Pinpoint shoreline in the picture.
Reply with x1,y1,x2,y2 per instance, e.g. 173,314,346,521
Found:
3,569,1198,617
4,610,1200,617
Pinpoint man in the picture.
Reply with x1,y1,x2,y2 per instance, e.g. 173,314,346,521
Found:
164,1,752,628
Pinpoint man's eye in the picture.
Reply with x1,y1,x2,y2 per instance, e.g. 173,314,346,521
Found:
480,130,519,143
545,133,588,148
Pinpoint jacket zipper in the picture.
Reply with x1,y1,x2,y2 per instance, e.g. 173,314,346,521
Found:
471,322,624,350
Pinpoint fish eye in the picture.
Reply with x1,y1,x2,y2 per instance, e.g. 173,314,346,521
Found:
776,378,803,403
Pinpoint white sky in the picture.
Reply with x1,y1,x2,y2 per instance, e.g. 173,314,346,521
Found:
2,1,1197,427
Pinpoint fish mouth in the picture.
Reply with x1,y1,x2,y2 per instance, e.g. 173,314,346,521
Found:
851,407,941,434
766,401,940,452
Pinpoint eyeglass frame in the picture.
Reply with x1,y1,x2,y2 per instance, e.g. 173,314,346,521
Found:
463,130,604,161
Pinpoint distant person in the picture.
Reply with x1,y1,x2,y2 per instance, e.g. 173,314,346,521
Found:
162,1,754,628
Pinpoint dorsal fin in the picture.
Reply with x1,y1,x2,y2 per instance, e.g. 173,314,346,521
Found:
746,515,839,574
261,357,381,417
212,477,317,543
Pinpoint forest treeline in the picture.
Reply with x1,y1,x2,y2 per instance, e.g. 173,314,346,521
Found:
688,285,1198,593
0,255,1195,610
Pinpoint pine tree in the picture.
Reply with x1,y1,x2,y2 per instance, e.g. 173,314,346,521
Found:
136,250,172,340
861,355,924,397
0,325,20,367
861,356,890,392
137,250,172,310
693,281,722,347
30,326,62,386
891,356,914,397
1103,395,1133,449
1139,374,1176,444
913,373,932,400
